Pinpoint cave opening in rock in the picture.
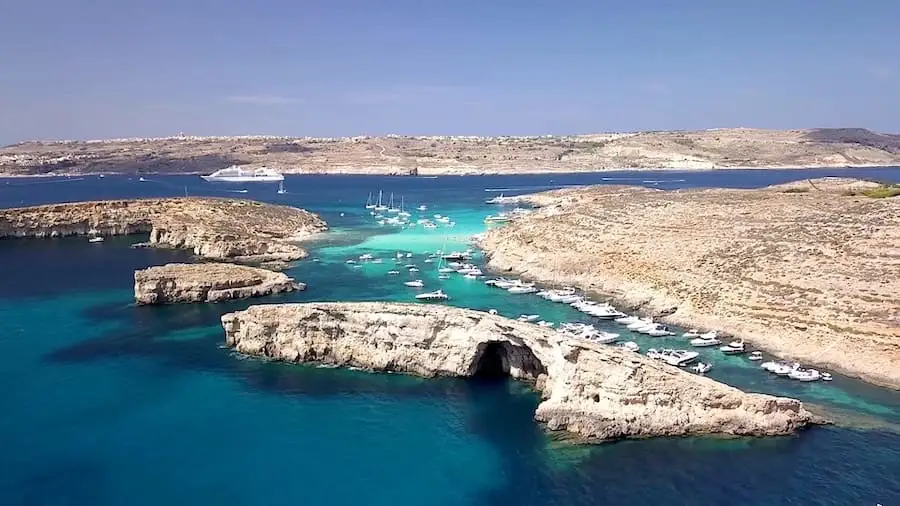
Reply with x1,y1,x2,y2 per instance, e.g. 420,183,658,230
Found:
474,342,510,379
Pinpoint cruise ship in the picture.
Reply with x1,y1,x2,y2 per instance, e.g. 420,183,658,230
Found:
201,165,284,183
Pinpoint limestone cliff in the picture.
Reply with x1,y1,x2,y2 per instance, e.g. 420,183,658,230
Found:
479,178,900,389
0,197,327,263
221,302,816,442
134,263,303,305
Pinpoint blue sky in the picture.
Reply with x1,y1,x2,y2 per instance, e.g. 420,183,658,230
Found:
1,0,898,142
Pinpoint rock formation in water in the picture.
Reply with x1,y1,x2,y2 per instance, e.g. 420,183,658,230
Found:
0,197,327,263
480,178,900,389
134,263,303,305
221,302,816,442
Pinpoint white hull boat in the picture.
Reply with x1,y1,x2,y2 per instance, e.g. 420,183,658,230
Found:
692,362,713,374
202,166,284,182
404,280,424,288
690,336,721,347
619,341,640,352
416,289,449,301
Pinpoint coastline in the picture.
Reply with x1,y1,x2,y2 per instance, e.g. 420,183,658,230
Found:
1,162,898,179
477,180,900,391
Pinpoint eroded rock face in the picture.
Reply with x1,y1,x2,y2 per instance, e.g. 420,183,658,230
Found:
134,263,303,305
221,302,816,442
0,197,327,263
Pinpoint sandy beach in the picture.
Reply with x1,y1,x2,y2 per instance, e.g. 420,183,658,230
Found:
479,178,900,389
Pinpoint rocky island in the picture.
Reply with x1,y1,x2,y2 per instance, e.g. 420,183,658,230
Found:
3,128,899,176
480,178,900,389
135,263,303,305
221,302,816,442
0,197,327,263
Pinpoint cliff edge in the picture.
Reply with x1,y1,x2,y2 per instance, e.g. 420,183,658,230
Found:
221,302,816,442
134,263,303,305
0,197,327,263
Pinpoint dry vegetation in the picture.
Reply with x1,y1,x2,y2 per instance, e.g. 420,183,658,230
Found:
2,128,899,176
481,178,900,388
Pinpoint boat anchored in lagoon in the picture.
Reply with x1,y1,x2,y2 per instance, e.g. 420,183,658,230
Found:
201,165,284,182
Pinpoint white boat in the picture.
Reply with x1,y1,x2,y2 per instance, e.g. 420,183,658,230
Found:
507,284,538,294
423,222,437,230
417,204,427,211
619,341,640,353
201,165,283,182
789,367,821,382
463,273,477,279
404,280,424,288
592,331,620,344
771,362,796,376
682,329,701,339
484,214,511,224
438,274,450,280
398,196,411,218
690,335,721,347
692,362,713,374
374,190,388,211
488,309,498,315
537,321,554,328
277,181,287,194
719,340,746,354
748,351,763,361
387,270,400,275
359,253,374,261
821,372,833,382
438,267,455,274
409,267,420,273
645,325,675,337
614,315,641,325
88,236,104,243
518,314,540,322
416,289,449,301
626,318,653,331
387,193,400,213
647,348,700,367
365,192,375,209
485,193,505,204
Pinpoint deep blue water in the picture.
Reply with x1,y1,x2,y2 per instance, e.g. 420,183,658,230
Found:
1,168,899,506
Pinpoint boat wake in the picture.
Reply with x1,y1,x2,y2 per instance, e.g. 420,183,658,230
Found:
484,184,585,192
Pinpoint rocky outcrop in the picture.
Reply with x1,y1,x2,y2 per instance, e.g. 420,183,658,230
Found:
221,302,816,442
480,178,900,389
134,263,303,305
0,197,327,263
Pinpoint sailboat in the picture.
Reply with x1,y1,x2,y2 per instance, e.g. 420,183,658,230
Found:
398,196,411,218
365,192,375,209
374,190,388,211
277,181,286,194
436,241,455,275
387,193,400,213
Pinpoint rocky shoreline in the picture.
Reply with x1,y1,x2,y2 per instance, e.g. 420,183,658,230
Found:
479,178,900,389
0,197,327,264
3,128,899,176
134,263,303,305
221,302,817,442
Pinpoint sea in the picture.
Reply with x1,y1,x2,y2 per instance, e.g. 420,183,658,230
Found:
1,167,898,506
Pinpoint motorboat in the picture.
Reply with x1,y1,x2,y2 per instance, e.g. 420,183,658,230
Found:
626,318,653,331
409,267,420,273
345,259,356,264
645,325,675,337
442,251,471,261
507,284,538,294
88,236,104,243
692,362,713,374
201,165,284,182
719,340,746,354
424,222,437,230
615,315,641,325
415,289,449,301
592,331,620,344
682,329,701,339
619,341,640,353
417,204,427,211
518,314,540,322
771,362,796,376
484,214,511,224
438,267,456,274
821,372,833,381
536,321,554,328
359,253,374,261
488,309,498,315
648,348,700,367
463,273,477,279
788,367,821,382
404,280,424,288
387,270,400,275
748,351,763,361
690,335,721,347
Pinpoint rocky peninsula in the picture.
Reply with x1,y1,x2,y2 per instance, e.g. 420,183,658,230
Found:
135,263,303,305
3,128,899,176
480,178,900,389
221,302,816,442
0,197,327,263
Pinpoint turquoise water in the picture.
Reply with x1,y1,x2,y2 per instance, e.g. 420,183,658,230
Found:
1,170,899,505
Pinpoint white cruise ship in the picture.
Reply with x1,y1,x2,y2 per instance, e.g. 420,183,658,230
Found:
201,165,284,183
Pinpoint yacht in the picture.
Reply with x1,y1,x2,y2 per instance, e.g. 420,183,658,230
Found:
614,315,641,325
507,282,537,294
626,318,654,331
517,314,540,322
643,324,675,337
201,165,284,182
592,331,620,344
88,236,104,243
374,190,388,211
682,329,701,339
619,341,640,353
387,270,400,275
417,204,428,211
748,351,763,361
719,340,746,354
485,193,506,204
415,289,449,301
821,372,833,382
404,280,424,288
484,214,511,224
648,348,700,367
387,193,400,213
690,334,721,347
788,367,821,382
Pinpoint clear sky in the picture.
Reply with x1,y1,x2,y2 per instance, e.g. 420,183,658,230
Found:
2,0,899,142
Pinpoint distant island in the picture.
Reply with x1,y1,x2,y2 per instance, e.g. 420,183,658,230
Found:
2,127,899,177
